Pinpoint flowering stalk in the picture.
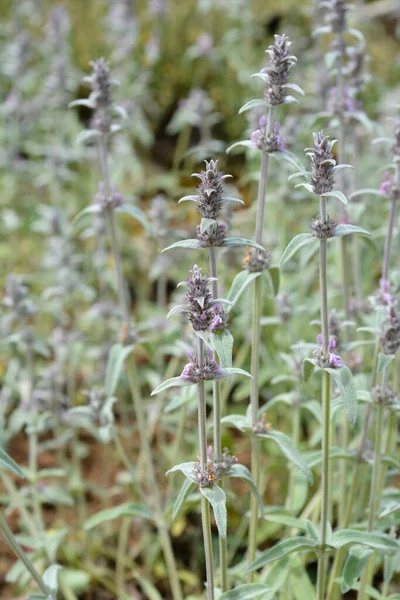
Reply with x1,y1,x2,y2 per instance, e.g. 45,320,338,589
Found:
74,59,183,600
245,33,298,573
327,120,400,600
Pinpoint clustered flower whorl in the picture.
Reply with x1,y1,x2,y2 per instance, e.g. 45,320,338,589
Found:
311,215,338,239
94,181,124,210
262,34,296,106
180,348,222,383
87,58,112,109
210,304,229,334
307,132,336,195
323,0,348,34
184,265,215,331
193,160,230,219
196,223,226,247
380,303,400,355
243,247,272,273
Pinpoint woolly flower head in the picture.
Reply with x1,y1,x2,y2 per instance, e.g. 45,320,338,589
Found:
250,118,285,152
192,160,231,219
380,303,400,355
180,348,222,383
262,34,296,106
183,265,215,331
86,58,112,109
314,334,343,368
306,132,336,195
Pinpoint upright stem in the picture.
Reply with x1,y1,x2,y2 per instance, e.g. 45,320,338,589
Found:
248,106,273,572
209,246,228,591
197,338,215,600
0,512,51,597
317,195,331,600
98,131,183,600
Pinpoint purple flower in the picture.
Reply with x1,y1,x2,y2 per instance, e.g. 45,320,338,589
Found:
275,121,286,151
180,348,222,383
250,118,285,153
378,278,393,306
94,182,124,210
315,334,343,368
380,171,392,198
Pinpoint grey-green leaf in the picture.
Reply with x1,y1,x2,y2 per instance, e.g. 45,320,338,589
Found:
162,239,203,252
200,485,227,539
105,344,134,397
258,430,313,484
334,224,372,238
151,377,193,396
172,478,196,520
324,366,357,425
267,265,280,296
320,190,348,205
200,218,217,234
116,204,151,232
341,545,373,593
239,99,268,114
332,530,400,552
222,237,265,251
0,447,24,478
166,461,198,483
43,564,62,594
226,271,261,308
227,463,263,517
377,353,395,375
211,330,233,369
220,414,251,432
280,234,317,266
219,583,271,599
84,503,153,530
247,537,318,572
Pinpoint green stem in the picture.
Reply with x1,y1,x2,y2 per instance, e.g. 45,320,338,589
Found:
98,131,182,600
0,511,51,597
357,401,384,600
197,338,215,600
1,473,38,538
116,517,131,594
209,245,228,591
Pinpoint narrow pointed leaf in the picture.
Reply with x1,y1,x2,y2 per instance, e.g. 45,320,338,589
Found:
320,190,348,205
73,204,102,224
377,353,395,374
239,99,268,114
219,583,271,599
84,503,153,530
172,478,196,520
349,189,383,200
227,463,263,516
222,237,264,251
325,366,357,425
76,129,100,145
221,196,244,205
116,204,151,232
166,461,198,483
43,565,62,594
105,344,134,397
247,537,318,572
178,195,198,203
220,414,251,432
226,271,261,308
200,218,217,234
267,265,280,295
163,239,202,252
0,448,24,477
332,530,400,551
200,485,227,539
258,431,313,483
226,140,255,154
151,377,193,395
341,546,373,593
280,233,316,266
220,367,252,380
334,224,371,238
211,330,233,369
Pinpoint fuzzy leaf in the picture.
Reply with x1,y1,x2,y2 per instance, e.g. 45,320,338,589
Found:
116,204,151,232
219,583,271,599
178,194,198,204
69,98,95,109
247,537,318,572
84,503,153,530
166,461,198,483
221,196,244,205
257,431,313,483
76,129,100,145
332,530,400,552
295,182,315,194
226,140,255,154
303,358,316,383
220,367,252,380
222,237,264,251
220,414,251,432
280,233,317,266
105,344,134,397
334,224,371,238
341,546,373,594
377,353,395,375
324,366,357,425
166,304,187,319
226,271,261,308
162,239,202,252
238,99,268,114
200,485,227,538
43,565,62,594
379,503,400,519
211,330,233,369
73,204,102,224
151,377,193,395
320,190,348,205
172,478,196,520
227,463,263,516
200,218,217,234
267,265,280,296
0,447,24,478
282,83,305,96
349,189,383,200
